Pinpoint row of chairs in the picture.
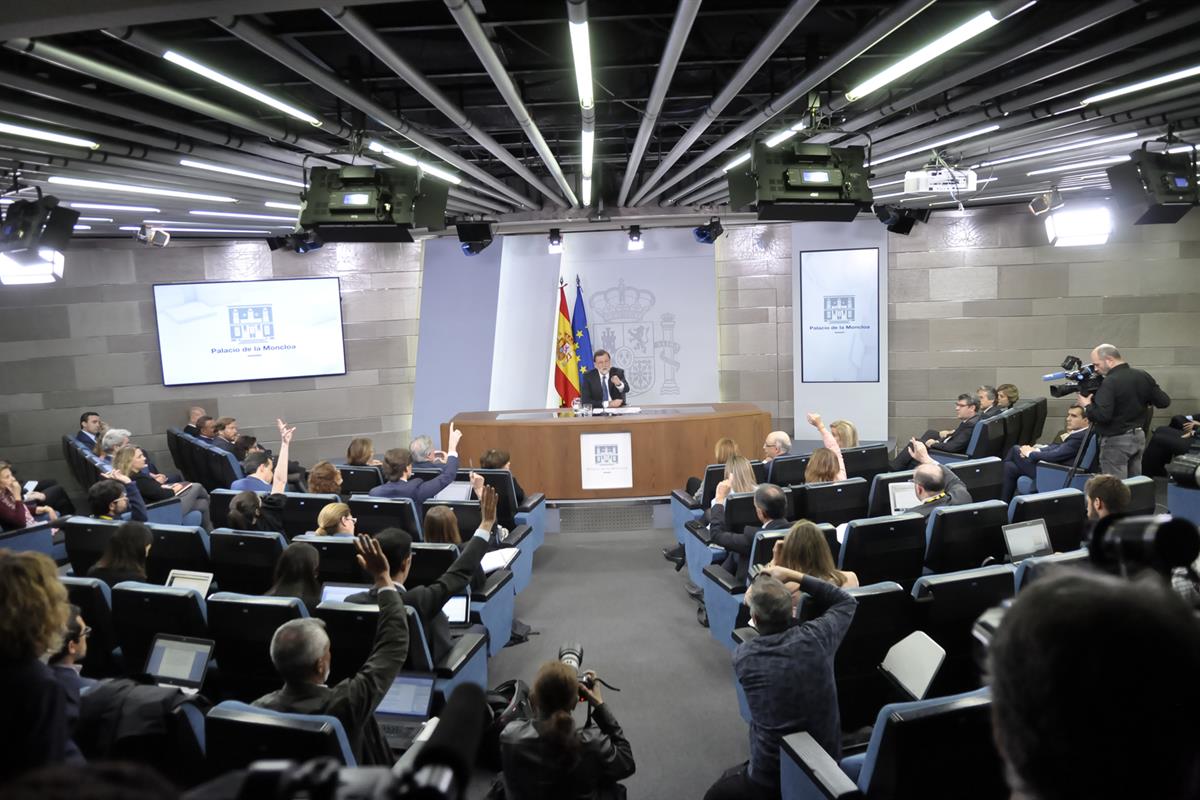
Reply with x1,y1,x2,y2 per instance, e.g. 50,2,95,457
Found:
166,427,244,491
61,435,105,492
930,397,1049,465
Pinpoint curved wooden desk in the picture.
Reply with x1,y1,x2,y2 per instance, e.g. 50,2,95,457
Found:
440,403,770,500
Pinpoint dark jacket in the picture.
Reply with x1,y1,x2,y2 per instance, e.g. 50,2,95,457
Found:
1085,362,1171,436
910,466,972,518
254,587,408,766
708,504,789,582
931,414,980,454
981,405,1003,419
75,430,98,449
1028,427,1089,464
0,657,83,782
211,436,238,454
580,367,629,408
182,424,199,437
368,455,460,505
133,472,176,503
86,564,147,590
347,533,488,664
500,702,636,800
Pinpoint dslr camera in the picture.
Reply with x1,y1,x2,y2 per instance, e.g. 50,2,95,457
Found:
1043,355,1104,398
559,642,595,689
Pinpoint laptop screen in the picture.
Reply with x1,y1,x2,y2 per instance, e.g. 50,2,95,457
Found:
166,570,213,596
434,482,474,502
880,631,946,701
321,583,369,604
145,635,213,688
377,673,436,720
889,481,920,515
441,593,470,624
1003,519,1053,562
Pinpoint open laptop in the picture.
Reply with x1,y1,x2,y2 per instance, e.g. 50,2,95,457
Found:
375,672,437,751
166,569,213,596
1002,518,1054,563
441,593,472,627
878,631,946,701
433,481,474,501
888,481,920,515
144,633,215,695
321,582,370,604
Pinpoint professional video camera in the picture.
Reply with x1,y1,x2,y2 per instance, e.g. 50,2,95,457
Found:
1042,355,1104,398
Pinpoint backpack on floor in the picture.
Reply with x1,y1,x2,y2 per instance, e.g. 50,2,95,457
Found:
480,678,532,770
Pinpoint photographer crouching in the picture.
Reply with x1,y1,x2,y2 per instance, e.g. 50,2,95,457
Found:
498,652,635,799
1075,343,1171,478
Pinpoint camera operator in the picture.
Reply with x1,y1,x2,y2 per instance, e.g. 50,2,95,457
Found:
1074,344,1171,478
499,661,635,800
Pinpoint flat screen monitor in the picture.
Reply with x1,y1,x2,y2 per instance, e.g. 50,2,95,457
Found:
153,277,346,386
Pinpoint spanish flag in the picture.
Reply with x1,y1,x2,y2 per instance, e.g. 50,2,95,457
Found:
554,280,581,407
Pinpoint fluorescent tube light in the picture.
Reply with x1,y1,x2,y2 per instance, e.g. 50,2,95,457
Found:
179,159,305,188
869,124,1001,166
72,224,91,230
144,219,293,228
77,217,113,222
721,151,751,172
163,50,322,126
581,176,592,206
367,141,463,185
1082,64,1200,106
190,210,296,222
581,129,595,174
1044,206,1112,247
0,120,99,150
869,179,905,189
972,132,1139,168
119,226,271,234
69,202,161,213
568,21,594,109
845,6,1033,103
1027,155,1130,176
265,201,303,211
766,130,798,148
50,176,237,203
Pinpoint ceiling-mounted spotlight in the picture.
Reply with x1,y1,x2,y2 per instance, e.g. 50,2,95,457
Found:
627,225,644,251
1028,190,1065,216
0,194,79,284
456,221,494,256
266,230,323,254
1044,206,1112,247
874,204,929,235
693,217,724,244
548,228,563,254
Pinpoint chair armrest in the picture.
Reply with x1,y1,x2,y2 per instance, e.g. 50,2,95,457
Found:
685,519,710,544
473,568,513,602
781,731,862,800
732,626,759,645
437,631,487,678
671,489,700,510
145,497,182,524
702,563,743,594
501,524,531,548
516,493,545,514
929,451,967,465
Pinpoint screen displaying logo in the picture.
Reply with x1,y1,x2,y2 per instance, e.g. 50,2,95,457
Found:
823,295,855,323
228,304,275,343
594,444,619,466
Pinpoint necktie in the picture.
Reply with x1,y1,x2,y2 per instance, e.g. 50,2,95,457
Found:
602,373,610,402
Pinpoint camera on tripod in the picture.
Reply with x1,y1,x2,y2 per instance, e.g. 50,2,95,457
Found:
1043,355,1104,398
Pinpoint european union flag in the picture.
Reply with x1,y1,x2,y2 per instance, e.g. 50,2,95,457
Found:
572,275,594,380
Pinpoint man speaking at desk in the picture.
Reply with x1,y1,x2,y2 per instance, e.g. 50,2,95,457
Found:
581,349,629,409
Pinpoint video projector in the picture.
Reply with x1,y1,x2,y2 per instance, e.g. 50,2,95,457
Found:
728,142,873,222
299,165,449,243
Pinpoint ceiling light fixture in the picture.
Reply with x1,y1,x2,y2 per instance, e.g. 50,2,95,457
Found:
50,177,236,203
366,141,462,185
0,249,65,285
764,120,809,149
581,176,593,206
1044,206,1112,247
627,225,644,251
721,151,752,172
1027,155,1131,176
118,226,272,234
189,210,297,222
972,132,1139,169
0,120,99,150
144,219,294,228
72,224,91,231
869,124,1001,166
1081,63,1200,106
163,50,323,126
179,159,305,188
76,217,113,222
845,4,1035,103
568,21,594,109
548,228,563,254
264,201,303,211
69,202,161,213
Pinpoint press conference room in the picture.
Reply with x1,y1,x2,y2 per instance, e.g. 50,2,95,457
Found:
1,1,1199,799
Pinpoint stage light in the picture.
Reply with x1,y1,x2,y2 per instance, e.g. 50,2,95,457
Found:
548,228,563,254
692,217,724,244
179,159,305,188
0,120,99,150
50,176,237,203
0,249,65,285
1044,206,1112,247
627,225,644,251
163,50,323,126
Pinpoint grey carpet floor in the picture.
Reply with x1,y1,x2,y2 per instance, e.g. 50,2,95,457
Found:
469,524,749,800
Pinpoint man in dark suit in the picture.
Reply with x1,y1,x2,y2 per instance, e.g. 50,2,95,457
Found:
194,415,216,442
255,535,407,766
891,394,981,470
349,486,496,664
182,406,206,437
978,385,1003,419
1003,404,1090,499
211,417,240,454
707,482,790,584
75,411,102,449
902,439,973,518
1142,412,1199,477
369,425,462,503
580,349,629,409
48,605,95,735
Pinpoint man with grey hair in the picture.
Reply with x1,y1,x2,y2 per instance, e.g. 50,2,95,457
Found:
706,480,790,584
762,431,792,463
705,572,857,800
409,434,445,466
977,385,1002,419
254,535,409,766
1075,343,1171,478
99,429,131,463
182,406,206,437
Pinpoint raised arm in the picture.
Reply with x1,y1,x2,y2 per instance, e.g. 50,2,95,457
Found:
271,419,294,494
809,412,846,481
343,535,409,720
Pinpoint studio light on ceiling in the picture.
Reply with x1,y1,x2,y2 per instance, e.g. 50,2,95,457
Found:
50,176,237,203
627,225,644,251
163,50,323,126
692,217,724,244
1044,206,1112,247
0,249,65,285
548,228,563,254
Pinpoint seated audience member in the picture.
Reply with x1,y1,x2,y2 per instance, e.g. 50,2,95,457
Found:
1084,473,1130,522
232,451,274,492
423,505,486,592
194,415,216,442
761,430,792,471
234,434,260,462
667,438,746,566
829,419,858,449
763,520,859,606
315,502,356,536
48,605,94,734
804,412,846,483
479,448,527,504
76,410,103,449
977,385,1002,419
1142,412,1199,477
726,454,758,494
892,394,981,469
348,486,496,663
898,439,972,518
87,521,152,589
255,535,408,766
410,434,446,466
1002,405,1090,500
97,428,131,463
500,660,636,800
0,550,82,783
0,461,58,530
211,417,239,454
345,437,383,467
227,421,296,532
706,573,856,800
88,472,149,522
706,481,790,585
369,424,463,503
265,542,323,614
306,461,343,496
114,445,212,530
182,406,206,437
989,570,1200,800
996,383,1019,410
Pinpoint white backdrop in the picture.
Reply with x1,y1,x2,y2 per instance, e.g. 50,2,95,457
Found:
559,229,719,404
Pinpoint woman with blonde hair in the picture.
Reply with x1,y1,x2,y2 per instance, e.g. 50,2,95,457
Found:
996,383,1020,409
315,502,355,536
764,520,858,603
803,412,847,484
725,454,758,494
307,460,343,495
114,445,212,530
0,550,81,778
829,419,858,449
345,437,382,467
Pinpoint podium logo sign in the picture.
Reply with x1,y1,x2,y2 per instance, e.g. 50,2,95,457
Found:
589,279,681,397
593,444,619,466
580,432,633,490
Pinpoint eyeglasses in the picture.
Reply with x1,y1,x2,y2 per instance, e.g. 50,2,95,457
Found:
955,402,970,408
77,625,92,639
